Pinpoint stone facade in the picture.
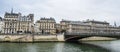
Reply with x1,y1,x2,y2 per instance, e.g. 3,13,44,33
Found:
60,19,71,31
4,12,34,34
60,19,120,33
55,23,61,33
17,14,34,33
67,21,91,33
35,18,56,34
83,20,120,33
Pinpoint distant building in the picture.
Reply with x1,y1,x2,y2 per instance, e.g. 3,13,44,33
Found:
83,20,110,33
60,19,71,31
60,20,91,33
83,20,109,26
67,21,91,33
60,19,120,33
4,11,34,34
0,17,4,33
35,17,56,34
55,23,61,33
17,14,34,33
108,25,120,33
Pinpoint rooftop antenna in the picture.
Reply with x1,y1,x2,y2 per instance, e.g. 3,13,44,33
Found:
11,8,13,13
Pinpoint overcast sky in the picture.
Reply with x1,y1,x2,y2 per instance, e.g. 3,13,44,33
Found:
0,0,120,26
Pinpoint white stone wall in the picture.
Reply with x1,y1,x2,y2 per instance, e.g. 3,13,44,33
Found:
57,33,65,41
0,34,65,42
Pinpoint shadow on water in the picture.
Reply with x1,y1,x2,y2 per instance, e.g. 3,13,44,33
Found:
0,42,111,52
79,40,120,52
66,41,110,52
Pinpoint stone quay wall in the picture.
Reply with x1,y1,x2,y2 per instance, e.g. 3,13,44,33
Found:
0,34,65,42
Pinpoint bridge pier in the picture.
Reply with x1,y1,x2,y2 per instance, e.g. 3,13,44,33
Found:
57,33,65,41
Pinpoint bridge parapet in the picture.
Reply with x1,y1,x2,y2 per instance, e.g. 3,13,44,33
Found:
65,32,120,36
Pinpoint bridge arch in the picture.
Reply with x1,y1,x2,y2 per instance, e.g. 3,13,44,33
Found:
65,35,120,41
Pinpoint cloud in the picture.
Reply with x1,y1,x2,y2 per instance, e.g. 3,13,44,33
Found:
0,0,120,26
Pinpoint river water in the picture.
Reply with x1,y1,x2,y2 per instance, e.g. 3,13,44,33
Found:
0,40,120,52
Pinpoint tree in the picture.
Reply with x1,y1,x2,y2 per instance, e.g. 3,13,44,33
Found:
61,30,66,33
56,29,59,33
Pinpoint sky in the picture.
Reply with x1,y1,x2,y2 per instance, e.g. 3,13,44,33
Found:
0,0,120,26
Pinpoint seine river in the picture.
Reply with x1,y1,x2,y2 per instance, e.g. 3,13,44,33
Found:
0,40,120,52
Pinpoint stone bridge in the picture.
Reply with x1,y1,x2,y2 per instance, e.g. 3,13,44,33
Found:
64,32,120,41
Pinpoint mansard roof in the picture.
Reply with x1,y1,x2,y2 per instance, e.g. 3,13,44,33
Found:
84,20,109,24
40,17,55,21
5,12,20,16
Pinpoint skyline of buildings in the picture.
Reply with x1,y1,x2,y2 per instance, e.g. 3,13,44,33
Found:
0,10,120,34
0,9,120,26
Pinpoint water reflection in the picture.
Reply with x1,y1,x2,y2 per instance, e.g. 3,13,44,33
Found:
84,40,120,52
0,42,110,52
110,40,120,52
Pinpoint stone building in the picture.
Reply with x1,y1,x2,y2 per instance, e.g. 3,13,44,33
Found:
0,17,4,33
60,19,120,33
60,20,91,33
108,26,120,33
4,11,34,34
55,23,61,33
17,14,34,33
67,21,91,33
60,19,71,32
84,20,120,33
83,20,110,33
35,17,56,34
